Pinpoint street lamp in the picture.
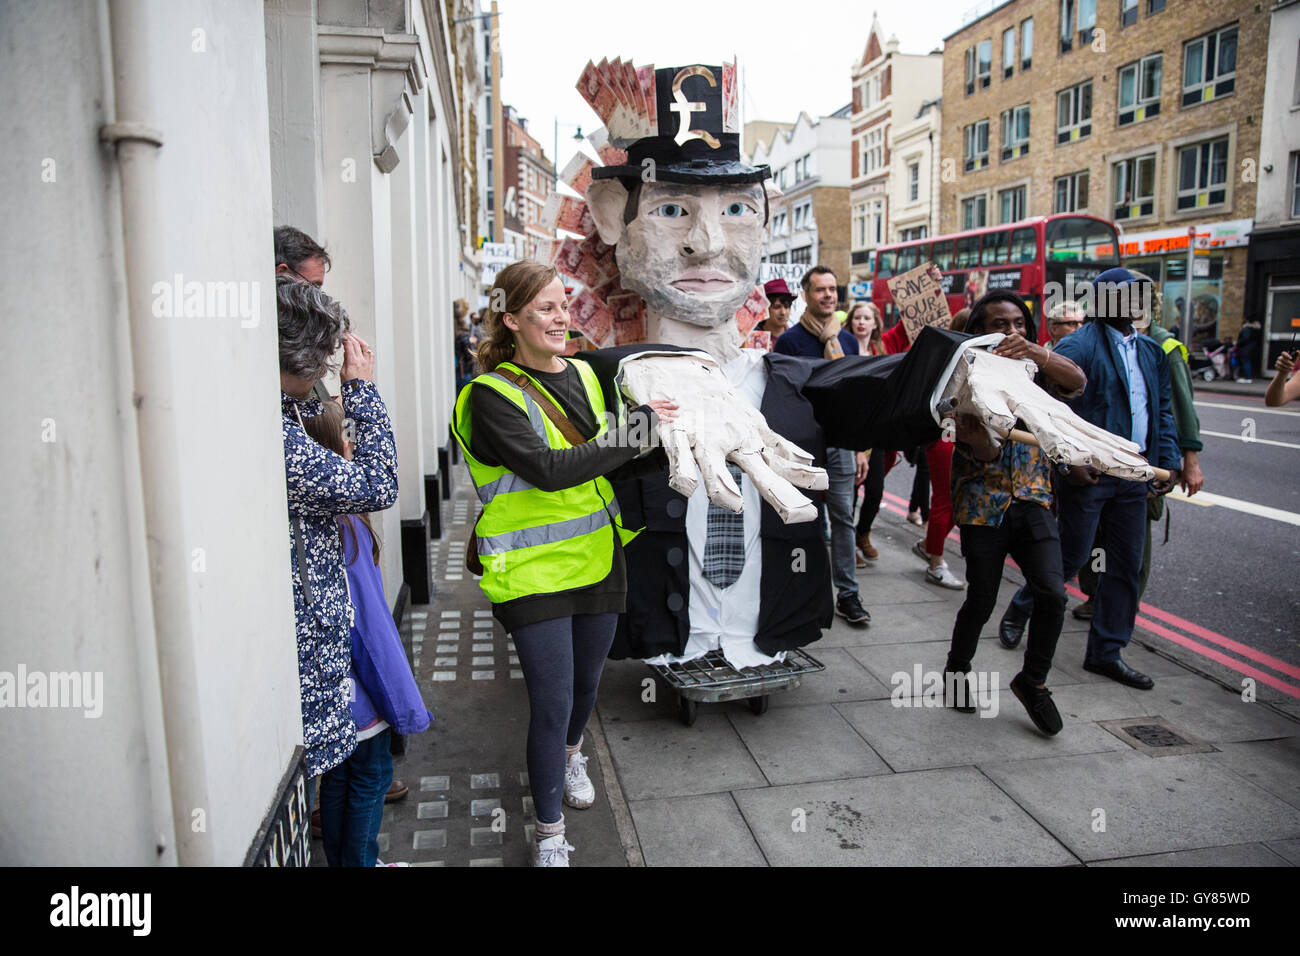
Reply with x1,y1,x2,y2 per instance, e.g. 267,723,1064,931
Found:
553,119,585,188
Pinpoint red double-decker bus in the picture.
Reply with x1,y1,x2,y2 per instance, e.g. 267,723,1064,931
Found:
869,214,1122,345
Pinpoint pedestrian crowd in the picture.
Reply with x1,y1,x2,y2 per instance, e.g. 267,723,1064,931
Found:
274,224,1271,866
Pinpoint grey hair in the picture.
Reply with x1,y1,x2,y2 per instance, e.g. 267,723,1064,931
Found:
276,276,350,380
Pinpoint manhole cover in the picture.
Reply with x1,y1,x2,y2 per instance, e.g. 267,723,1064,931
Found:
1098,717,1216,757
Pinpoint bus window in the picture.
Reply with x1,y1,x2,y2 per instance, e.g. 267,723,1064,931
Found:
1010,227,1037,263
896,245,918,273
980,230,1010,265
876,249,897,278
1045,217,1120,265
956,235,981,268
915,243,933,267
931,240,955,271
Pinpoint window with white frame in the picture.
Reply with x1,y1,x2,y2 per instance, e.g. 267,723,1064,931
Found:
865,128,884,174
1077,0,1097,45
961,195,987,229
868,199,885,245
793,203,806,230
1054,170,1089,212
772,211,787,236
900,226,927,242
999,185,1026,223
964,48,975,95
1000,104,1030,161
1183,24,1237,106
1118,54,1162,125
769,251,788,264
1003,27,1016,78
1022,17,1034,70
1176,137,1229,210
1121,0,1138,27
1056,80,1092,143
977,40,992,88
852,202,868,247
907,162,920,202
1113,153,1155,219
1290,152,1300,218
963,119,990,171
1060,0,1074,53
790,245,812,264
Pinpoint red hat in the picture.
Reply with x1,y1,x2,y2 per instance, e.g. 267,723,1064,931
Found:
764,278,793,299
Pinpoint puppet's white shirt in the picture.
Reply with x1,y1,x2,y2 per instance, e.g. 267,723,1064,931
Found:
643,349,786,670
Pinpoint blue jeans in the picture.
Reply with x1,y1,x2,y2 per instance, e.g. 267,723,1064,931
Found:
824,447,859,601
318,727,393,867
1005,475,1147,665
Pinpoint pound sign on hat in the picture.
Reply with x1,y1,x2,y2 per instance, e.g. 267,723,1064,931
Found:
670,66,721,149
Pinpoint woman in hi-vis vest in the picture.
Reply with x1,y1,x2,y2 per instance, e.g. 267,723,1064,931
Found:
452,261,677,867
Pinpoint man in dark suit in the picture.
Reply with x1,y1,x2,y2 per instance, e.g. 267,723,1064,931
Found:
999,268,1181,689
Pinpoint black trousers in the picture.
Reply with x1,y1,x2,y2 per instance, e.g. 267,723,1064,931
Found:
946,501,1065,686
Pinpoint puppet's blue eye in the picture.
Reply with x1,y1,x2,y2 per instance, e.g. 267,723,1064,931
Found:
723,202,755,216
653,203,686,218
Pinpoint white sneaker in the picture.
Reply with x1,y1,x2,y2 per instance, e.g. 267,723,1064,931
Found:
926,562,966,589
534,833,575,867
563,750,596,809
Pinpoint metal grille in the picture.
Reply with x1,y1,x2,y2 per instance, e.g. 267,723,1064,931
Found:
651,648,825,691
1123,723,1190,748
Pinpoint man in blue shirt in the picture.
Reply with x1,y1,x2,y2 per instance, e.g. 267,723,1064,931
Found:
774,265,870,626
998,269,1181,689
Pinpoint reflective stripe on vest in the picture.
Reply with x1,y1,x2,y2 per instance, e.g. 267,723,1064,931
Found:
489,371,548,441
476,507,612,555
475,470,537,504
1161,336,1190,365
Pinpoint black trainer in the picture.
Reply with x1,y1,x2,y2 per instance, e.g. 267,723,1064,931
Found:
835,593,871,626
998,609,1026,649
1010,672,1063,736
943,669,977,713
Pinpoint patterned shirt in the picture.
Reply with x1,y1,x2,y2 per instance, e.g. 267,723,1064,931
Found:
951,438,1053,527
283,379,399,776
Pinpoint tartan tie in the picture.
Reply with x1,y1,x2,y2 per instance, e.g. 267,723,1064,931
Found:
702,463,745,589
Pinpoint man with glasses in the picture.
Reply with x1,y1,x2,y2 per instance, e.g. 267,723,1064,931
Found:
1045,300,1085,350
274,225,330,287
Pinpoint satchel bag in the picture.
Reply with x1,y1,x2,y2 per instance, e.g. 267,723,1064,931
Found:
466,369,589,575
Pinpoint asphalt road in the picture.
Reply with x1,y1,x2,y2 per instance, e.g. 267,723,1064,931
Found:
882,392,1300,683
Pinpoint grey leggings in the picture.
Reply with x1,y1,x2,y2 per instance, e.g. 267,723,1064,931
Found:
510,613,618,825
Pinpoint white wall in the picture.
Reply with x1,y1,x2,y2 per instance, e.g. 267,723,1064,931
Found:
2,0,304,865
1257,1,1300,226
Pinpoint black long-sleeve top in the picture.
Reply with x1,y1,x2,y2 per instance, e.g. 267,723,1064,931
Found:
468,361,666,631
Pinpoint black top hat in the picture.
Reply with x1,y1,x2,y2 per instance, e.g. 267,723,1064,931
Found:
592,65,771,186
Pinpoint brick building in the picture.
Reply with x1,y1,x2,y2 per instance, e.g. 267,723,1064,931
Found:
940,0,1269,346
849,14,944,285
502,105,554,261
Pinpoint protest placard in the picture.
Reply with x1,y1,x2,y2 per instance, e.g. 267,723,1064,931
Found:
886,262,951,342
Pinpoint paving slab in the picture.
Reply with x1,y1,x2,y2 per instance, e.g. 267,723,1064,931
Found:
981,750,1300,861
627,793,767,866
1208,737,1300,810
837,697,1127,773
1089,843,1293,867
845,639,1008,696
604,713,767,801
815,601,959,647
768,646,892,708
727,702,891,785
731,767,1077,866
1136,676,1300,743
859,574,956,606
1266,839,1300,865
596,658,679,724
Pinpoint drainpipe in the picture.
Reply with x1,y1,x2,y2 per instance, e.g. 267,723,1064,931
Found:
101,0,213,866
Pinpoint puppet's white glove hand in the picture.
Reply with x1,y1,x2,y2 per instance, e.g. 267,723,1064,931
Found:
620,353,827,523
940,346,1155,481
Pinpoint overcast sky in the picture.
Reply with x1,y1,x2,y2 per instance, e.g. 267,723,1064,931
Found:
491,0,988,173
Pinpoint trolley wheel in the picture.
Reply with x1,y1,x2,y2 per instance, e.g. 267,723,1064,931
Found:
1201,368,1214,382
678,696,698,727
748,695,770,716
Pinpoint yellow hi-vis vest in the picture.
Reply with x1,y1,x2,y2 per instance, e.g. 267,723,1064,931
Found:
1161,335,1190,366
451,359,640,605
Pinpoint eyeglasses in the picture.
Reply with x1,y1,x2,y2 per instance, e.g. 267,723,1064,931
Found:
284,265,323,288
1051,319,1083,327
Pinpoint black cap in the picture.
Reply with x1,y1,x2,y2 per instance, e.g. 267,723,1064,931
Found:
592,65,771,186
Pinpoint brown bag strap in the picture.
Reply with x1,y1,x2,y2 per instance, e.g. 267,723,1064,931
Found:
503,369,589,446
